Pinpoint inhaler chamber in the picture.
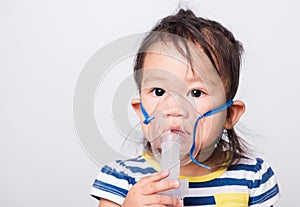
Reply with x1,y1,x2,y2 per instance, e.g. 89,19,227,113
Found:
143,91,203,166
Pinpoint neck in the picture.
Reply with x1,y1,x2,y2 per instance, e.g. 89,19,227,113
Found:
180,149,226,177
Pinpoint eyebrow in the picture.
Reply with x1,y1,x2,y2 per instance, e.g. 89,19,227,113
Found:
142,75,169,84
141,68,220,89
184,73,219,87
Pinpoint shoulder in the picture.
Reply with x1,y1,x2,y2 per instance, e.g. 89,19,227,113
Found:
94,155,156,188
228,156,269,174
90,156,156,204
101,155,157,179
227,156,280,206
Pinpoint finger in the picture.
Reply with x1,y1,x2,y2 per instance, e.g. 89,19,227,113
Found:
146,205,166,207
143,179,180,194
147,205,182,207
138,170,169,185
145,194,183,207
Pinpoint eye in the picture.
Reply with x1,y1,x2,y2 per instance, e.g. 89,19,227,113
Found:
151,88,165,97
190,89,204,98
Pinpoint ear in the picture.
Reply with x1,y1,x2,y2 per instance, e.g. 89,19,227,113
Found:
225,100,246,129
131,98,143,120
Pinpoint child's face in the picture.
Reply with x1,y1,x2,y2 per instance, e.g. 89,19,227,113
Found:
132,43,228,154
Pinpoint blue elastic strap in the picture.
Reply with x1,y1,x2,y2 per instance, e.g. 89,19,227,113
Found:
189,100,233,170
140,99,233,169
140,102,155,125
203,100,233,117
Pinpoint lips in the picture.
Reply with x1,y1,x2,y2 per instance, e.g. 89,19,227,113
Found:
152,128,186,146
170,128,186,135
152,129,192,158
168,124,192,136
160,128,190,143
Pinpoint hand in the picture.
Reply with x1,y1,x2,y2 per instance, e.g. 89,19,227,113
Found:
122,170,183,207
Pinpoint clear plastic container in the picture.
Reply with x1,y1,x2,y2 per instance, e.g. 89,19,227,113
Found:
159,133,188,200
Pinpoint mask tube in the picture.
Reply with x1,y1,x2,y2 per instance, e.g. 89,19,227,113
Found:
158,133,189,199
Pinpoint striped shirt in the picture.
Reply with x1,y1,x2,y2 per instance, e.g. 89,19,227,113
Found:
90,154,280,206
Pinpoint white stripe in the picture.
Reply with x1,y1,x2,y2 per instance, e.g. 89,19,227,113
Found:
250,192,280,207
236,157,259,165
95,172,129,190
90,187,124,205
250,175,278,197
188,185,248,197
114,159,153,178
220,169,256,180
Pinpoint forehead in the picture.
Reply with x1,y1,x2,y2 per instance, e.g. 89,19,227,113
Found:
141,40,221,88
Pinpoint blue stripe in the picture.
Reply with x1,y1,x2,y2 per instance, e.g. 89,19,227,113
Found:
250,184,279,204
116,158,156,174
101,166,137,185
184,196,215,206
127,166,156,174
228,158,263,173
189,177,252,189
190,167,274,190
253,167,274,188
93,179,128,198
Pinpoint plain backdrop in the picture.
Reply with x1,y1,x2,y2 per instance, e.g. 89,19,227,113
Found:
1,0,299,206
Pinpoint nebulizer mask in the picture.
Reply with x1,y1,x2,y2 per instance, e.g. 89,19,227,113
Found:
138,68,233,199
141,94,232,168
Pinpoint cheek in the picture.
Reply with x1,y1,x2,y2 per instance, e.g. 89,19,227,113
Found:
141,94,160,116
195,112,226,147
141,124,150,140
195,99,211,115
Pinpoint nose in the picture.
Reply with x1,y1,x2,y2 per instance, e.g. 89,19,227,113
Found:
160,93,186,117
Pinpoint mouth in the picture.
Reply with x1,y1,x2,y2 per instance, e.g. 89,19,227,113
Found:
150,126,191,155
169,128,189,136
170,129,184,135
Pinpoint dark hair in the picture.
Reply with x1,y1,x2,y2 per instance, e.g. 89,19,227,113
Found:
134,9,247,169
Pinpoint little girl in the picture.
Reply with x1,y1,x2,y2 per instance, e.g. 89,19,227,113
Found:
91,9,280,207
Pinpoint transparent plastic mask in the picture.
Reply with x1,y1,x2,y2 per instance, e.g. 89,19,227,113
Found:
142,90,202,166
140,90,233,169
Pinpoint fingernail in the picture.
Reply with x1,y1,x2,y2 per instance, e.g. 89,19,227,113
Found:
161,170,169,176
172,179,180,187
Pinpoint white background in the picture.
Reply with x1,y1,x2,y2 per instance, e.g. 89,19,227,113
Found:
1,0,298,206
